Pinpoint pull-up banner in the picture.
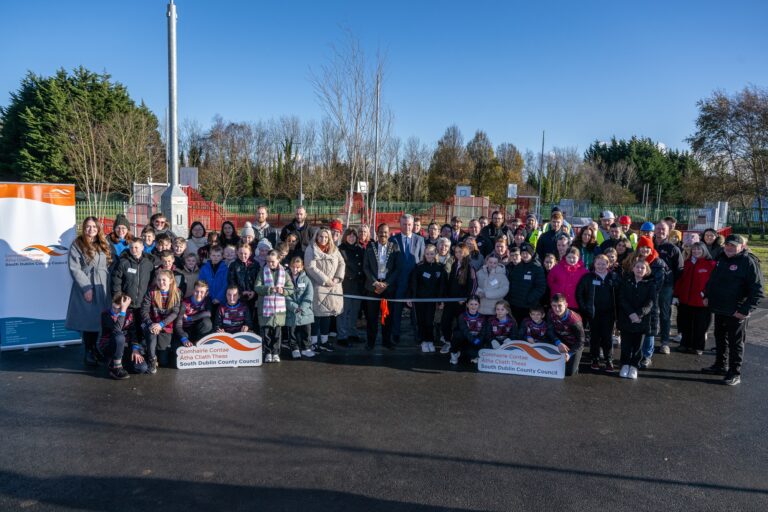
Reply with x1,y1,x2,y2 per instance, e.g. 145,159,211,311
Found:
0,183,79,350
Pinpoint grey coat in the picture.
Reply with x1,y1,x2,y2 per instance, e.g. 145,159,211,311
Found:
65,242,110,332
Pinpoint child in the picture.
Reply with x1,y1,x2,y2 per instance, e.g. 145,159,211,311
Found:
275,242,291,266
546,293,585,376
172,237,188,269
98,292,140,379
488,300,518,349
110,238,155,334
286,256,315,359
228,242,260,310
198,246,229,306
175,280,213,346
255,239,272,267
617,260,656,380
213,286,253,334
223,245,237,267
409,244,447,353
140,269,181,373
576,254,620,373
519,306,548,343
508,246,522,268
254,250,294,363
153,233,173,258
141,226,156,255
476,254,509,318
156,250,187,296
449,295,487,366
198,230,219,263
178,253,200,299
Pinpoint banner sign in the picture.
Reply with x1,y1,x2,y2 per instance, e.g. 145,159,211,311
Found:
0,183,79,350
479,340,565,379
176,331,263,369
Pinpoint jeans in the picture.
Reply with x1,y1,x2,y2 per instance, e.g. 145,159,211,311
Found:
658,285,674,344
642,335,655,359
144,329,172,366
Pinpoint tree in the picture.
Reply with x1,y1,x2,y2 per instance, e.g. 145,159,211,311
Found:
427,125,468,201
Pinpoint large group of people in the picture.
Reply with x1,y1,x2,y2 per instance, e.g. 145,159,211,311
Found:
66,205,764,386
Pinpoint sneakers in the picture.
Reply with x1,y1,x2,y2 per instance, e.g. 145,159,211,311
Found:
702,364,727,375
724,374,741,386
427,342,436,353
440,342,452,354
291,349,301,359
420,342,430,353
491,340,501,350
671,334,682,342
109,364,130,380
273,355,281,363
84,350,99,367
628,367,639,379
319,343,334,353
590,359,601,371
659,344,671,355
450,352,460,365
265,354,273,363
604,361,616,373
619,365,630,378
148,358,158,375
639,357,652,369
470,357,478,364
695,350,704,356
310,344,319,352
300,349,316,358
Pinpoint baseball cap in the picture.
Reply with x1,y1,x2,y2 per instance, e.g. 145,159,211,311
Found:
725,234,745,246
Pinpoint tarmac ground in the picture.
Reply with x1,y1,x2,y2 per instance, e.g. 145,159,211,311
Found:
1,312,767,511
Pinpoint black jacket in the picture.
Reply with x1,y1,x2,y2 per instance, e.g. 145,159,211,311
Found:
227,259,261,293
280,220,317,251
705,251,764,316
410,261,447,299
363,241,400,295
617,275,657,334
339,242,365,295
481,224,510,242
505,259,546,309
655,240,684,285
576,270,620,319
253,223,280,247
111,251,155,305
535,229,559,262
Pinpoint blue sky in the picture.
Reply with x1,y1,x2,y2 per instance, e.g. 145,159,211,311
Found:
1,0,766,154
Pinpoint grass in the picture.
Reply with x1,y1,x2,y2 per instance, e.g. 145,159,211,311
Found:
740,234,768,286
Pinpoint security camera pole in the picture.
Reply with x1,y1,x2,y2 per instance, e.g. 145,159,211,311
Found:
161,0,189,237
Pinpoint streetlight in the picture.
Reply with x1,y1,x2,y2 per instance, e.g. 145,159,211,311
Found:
294,142,304,207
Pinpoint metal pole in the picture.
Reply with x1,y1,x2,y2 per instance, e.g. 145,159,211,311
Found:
371,72,381,230
537,130,545,220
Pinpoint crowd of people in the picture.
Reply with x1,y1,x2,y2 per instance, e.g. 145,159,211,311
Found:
65,205,764,386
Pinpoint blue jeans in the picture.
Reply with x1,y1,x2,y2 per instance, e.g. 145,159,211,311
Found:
658,285,674,344
642,335,655,359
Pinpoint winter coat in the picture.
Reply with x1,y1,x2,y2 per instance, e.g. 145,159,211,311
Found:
445,259,477,300
338,242,365,295
505,259,546,309
617,275,657,334
655,240,684,285
705,250,765,316
280,220,317,251
186,236,208,256
254,266,295,327
177,266,200,298
198,261,230,304
468,252,485,272
227,259,261,293
409,261,446,299
304,242,345,317
110,250,155,306
575,270,620,320
286,270,315,327
546,259,588,309
674,257,716,308
65,241,110,333
253,222,280,247
476,265,510,315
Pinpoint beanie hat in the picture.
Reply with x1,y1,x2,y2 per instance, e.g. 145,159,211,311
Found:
241,221,256,238
520,243,535,257
329,219,343,233
114,213,130,231
257,238,273,251
636,235,659,265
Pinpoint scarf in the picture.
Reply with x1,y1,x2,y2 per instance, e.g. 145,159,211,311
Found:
262,265,287,317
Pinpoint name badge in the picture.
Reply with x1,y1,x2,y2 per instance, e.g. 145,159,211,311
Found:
490,279,499,286
223,319,232,325
127,268,137,274
422,272,431,279
523,274,532,281
593,280,601,286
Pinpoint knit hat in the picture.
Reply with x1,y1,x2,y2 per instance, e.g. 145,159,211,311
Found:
241,221,255,238
114,213,130,231
520,243,535,257
329,219,343,233
636,235,659,264
257,238,273,251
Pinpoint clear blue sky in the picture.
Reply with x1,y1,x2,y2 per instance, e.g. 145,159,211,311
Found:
2,0,767,155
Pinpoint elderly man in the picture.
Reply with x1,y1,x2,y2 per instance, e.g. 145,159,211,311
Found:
465,218,492,256
253,205,279,246
702,234,764,385
280,206,317,251
390,214,425,344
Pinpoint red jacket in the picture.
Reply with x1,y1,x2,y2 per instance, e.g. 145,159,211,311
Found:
547,259,588,308
674,257,716,308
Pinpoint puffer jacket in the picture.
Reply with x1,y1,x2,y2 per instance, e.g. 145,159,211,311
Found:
286,270,315,326
617,274,657,334
476,265,510,315
506,259,546,309
228,259,261,293
304,242,345,317
547,259,588,308
110,250,155,305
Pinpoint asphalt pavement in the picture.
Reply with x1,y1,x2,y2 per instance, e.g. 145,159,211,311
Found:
1,322,767,511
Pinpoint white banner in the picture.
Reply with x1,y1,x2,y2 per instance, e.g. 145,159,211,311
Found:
176,331,263,369
0,183,79,350
479,340,565,379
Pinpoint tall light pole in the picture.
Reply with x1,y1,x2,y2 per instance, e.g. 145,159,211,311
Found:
294,142,303,207
161,0,188,236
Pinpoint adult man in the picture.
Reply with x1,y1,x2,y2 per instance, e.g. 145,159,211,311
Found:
599,223,627,252
449,216,464,245
252,205,279,246
481,210,510,241
702,234,764,385
525,214,541,247
536,211,567,262
595,210,615,245
363,223,401,350
280,206,317,251
618,215,638,249
465,219,492,256
390,214,425,344
653,221,684,355
478,216,489,229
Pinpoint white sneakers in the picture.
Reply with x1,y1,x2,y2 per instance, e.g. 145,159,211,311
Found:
440,342,452,354
450,351,460,365
659,344,671,355
619,365,639,379
420,341,437,353
300,349,316,358
273,355,281,363
491,340,501,349
264,354,273,363
427,342,436,352
292,350,301,359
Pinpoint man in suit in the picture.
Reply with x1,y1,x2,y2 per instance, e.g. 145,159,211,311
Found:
390,214,425,344
363,223,401,350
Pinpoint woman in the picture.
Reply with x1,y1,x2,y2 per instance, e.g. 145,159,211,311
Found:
197,231,219,263
440,243,478,354
573,226,599,270
547,247,588,311
510,227,527,251
702,228,724,260
436,237,454,271
186,221,208,255
358,224,372,250
674,242,715,355
150,212,175,240
476,254,509,317
615,239,634,267
465,237,485,272
66,217,111,366
337,228,365,345
284,232,304,262
304,228,345,352
617,260,657,380
424,222,441,247
489,236,512,265
108,214,132,262
219,220,240,248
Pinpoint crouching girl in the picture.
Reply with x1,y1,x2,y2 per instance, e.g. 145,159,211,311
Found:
140,269,181,374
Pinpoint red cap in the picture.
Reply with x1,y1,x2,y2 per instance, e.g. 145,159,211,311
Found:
618,215,631,226
329,220,343,233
